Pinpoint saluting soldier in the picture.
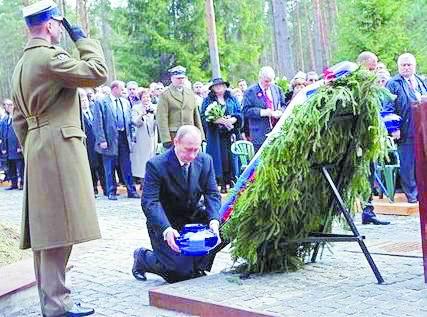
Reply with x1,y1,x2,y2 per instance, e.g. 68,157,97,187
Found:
11,1,108,316
157,66,205,148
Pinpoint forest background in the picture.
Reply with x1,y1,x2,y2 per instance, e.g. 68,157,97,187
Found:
0,0,426,98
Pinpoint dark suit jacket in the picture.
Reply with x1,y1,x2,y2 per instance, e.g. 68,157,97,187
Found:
142,148,221,234
0,115,23,160
242,83,286,147
83,111,98,167
93,95,133,156
385,74,427,143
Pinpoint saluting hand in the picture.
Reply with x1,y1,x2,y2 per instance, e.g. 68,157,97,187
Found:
62,18,87,42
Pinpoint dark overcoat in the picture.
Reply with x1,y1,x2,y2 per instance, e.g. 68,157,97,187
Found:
142,148,221,234
200,91,242,179
0,115,23,160
92,95,132,156
242,83,286,149
385,74,427,143
83,112,98,167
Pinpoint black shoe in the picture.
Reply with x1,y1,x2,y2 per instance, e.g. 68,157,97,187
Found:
18,185,23,190
193,270,207,278
220,186,227,194
108,194,118,200
65,303,95,317
362,206,390,225
5,186,18,190
132,248,147,281
128,192,141,199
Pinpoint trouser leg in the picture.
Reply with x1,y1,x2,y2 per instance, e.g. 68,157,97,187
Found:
102,154,117,195
398,143,418,201
136,223,216,283
90,164,97,193
7,159,17,187
16,159,24,187
33,246,73,317
118,132,136,193
96,154,106,194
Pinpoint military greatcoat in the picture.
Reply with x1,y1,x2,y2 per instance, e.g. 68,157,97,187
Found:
157,85,205,143
11,38,108,250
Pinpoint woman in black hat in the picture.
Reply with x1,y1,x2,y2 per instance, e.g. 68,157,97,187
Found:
201,78,242,193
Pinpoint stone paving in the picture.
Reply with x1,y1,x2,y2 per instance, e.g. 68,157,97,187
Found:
0,188,231,317
1,187,426,316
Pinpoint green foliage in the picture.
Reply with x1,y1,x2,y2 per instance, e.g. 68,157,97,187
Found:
214,0,267,83
223,69,388,272
276,79,290,93
106,0,267,85
334,0,427,73
0,0,27,98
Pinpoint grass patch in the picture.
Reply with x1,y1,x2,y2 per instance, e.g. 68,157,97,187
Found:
0,223,31,267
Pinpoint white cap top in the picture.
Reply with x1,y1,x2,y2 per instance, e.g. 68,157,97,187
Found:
22,0,57,17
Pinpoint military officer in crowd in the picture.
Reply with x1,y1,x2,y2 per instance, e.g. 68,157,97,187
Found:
157,66,205,148
11,1,108,316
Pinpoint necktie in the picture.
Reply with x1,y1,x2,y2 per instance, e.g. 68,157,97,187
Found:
115,99,125,131
408,78,415,91
87,109,93,121
264,89,278,128
182,163,189,185
264,90,273,110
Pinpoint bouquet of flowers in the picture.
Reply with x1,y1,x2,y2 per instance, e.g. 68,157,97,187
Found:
204,101,225,122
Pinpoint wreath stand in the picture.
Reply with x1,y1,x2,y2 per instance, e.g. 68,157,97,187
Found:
281,112,384,284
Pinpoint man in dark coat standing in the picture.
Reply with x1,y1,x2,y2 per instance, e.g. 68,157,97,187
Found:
78,89,104,196
0,99,24,190
132,125,221,283
93,80,139,200
385,53,427,203
242,66,286,152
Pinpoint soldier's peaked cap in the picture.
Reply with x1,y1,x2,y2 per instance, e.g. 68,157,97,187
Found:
22,0,63,27
168,66,187,77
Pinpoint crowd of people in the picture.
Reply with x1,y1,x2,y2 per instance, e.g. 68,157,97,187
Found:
3,1,427,317
2,51,426,203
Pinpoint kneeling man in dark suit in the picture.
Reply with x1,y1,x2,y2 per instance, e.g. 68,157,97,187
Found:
132,125,221,283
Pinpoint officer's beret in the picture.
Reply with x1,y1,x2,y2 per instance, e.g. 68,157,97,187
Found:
22,0,63,27
168,66,187,77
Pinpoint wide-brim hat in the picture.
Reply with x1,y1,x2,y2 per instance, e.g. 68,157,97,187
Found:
209,78,230,90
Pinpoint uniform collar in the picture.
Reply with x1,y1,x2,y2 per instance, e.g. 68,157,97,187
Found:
24,37,55,51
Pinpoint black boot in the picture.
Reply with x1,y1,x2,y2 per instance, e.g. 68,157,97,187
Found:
362,205,390,225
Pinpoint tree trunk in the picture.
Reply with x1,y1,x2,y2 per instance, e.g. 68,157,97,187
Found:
271,0,294,78
295,1,305,72
320,0,331,65
76,0,90,35
265,0,277,71
100,12,115,82
312,0,324,72
205,0,221,78
304,0,316,72
325,0,338,59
